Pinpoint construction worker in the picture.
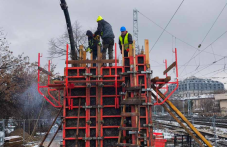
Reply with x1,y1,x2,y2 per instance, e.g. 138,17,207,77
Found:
94,16,115,67
119,26,133,57
86,30,101,67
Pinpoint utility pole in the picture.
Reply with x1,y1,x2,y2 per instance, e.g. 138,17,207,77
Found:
188,99,191,116
213,115,217,147
133,9,139,54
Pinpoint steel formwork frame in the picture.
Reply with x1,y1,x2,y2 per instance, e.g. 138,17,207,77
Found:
37,42,179,147
37,53,62,108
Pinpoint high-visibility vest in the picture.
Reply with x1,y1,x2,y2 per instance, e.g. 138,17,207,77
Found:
119,33,131,50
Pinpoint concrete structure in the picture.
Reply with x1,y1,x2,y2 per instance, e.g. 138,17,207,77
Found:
168,76,224,98
215,93,227,114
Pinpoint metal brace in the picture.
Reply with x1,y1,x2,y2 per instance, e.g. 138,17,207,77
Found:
126,71,138,74
98,83,104,87
86,83,91,88
119,92,126,95
83,73,93,77
92,105,103,112
83,136,103,141
142,88,152,92
82,104,92,110
129,131,138,135
141,70,152,74
144,133,147,145
121,82,126,87
94,137,103,140
119,72,128,76
91,75,103,78
143,124,153,127
142,102,153,106
86,120,92,125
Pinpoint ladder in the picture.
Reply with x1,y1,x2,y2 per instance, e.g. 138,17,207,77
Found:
116,86,142,147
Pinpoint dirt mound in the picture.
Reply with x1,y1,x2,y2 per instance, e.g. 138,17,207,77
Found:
9,128,35,141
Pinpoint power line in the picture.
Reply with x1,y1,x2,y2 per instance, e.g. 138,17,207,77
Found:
138,11,224,58
199,2,227,47
182,56,226,77
149,0,185,51
180,30,227,76
200,67,224,77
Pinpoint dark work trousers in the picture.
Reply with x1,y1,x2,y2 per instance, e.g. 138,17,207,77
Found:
123,50,128,57
92,49,97,67
102,38,114,66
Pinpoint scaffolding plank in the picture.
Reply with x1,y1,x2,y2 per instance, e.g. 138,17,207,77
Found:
119,127,138,131
121,99,143,105
163,61,176,75
115,143,138,147
151,76,171,83
66,59,119,64
121,112,139,117
38,66,53,76
125,86,141,91
150,77,159,82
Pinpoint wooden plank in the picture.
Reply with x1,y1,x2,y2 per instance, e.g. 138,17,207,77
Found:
38,66,53,76
122,45,124,65
118,92,128,144
66,59,119,64
90,52,93,67
151,85,212,147
145,39,150,68
151,91,204,147
121,112,139,117
120,99,143,105
97,44,101,147
150,77,159,82
82,50,86,67
119,127,138,131
163,61,176,75
151,76,171,83
115,143,138,147
129,44,133,57
4,136,23,142
125,86,141,91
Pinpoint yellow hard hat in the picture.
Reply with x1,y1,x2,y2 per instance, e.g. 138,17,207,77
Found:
97,16,103,22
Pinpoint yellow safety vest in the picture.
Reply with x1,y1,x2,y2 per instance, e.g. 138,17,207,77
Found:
119,33,131,50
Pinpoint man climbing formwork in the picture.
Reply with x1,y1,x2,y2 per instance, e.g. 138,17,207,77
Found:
119,26,133,57
94,15,115,67
85,30,102,67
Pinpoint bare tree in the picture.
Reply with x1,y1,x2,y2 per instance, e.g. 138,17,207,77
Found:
48,21,87,59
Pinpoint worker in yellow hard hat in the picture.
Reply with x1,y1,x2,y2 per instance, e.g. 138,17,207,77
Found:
119,26,133,57
94,16,115,67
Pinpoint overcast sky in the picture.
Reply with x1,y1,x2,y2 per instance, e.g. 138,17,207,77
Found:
1,0,227,86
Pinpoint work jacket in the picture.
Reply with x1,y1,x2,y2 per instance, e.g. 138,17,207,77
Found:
119,32,133,51
95,19,115,40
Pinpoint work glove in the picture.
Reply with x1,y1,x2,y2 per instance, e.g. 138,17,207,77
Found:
98,42,102,46
85,47,92,53
94,35,100,41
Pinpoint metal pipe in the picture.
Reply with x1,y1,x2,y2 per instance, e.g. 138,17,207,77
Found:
60,0,77,61
39,107,63,146
47,120,63,147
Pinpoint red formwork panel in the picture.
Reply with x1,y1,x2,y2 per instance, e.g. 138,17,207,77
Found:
63,55,153,147
63,66,125,147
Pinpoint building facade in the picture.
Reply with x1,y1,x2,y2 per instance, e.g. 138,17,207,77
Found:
168,76,225,98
